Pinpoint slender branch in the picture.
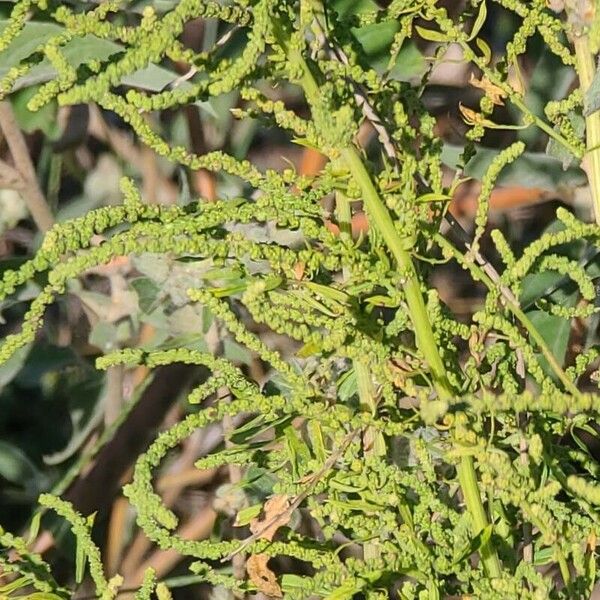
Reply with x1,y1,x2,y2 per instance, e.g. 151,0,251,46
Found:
0,158,25,189
435,233,580,396
0,101,54,232
224,429,360,560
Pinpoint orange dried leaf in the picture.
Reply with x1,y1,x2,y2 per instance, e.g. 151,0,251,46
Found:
249,494,291,541
293,261,305,281
469,74,506,106
458,103,484,126
247,553,282,597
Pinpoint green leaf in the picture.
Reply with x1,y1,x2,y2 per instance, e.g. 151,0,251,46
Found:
453,524,493,565
468,1,488,41
121,63,181,92
223,339,252,365
284,426,311,480
0,440,41,488
337,368,357,402
10,85,57,135
586,65,600,116
307,421,326,463
475,37,492,65
0,20,184,93
281,574,309,594
527,309,572,375
130,277,162,314
230,414,294,445
0,576,32,594
0,21,62,69
364,295,399,307
416,192,452,203
533,545,555,566
303,281,349,304
545,112,584,169
352,20,399,57
234,504,262,527
415,25,451,43
27,510,43,544
520,271,566,308
75,537,87,584
324,580,363,600
442,143,586,189
0,342,30,389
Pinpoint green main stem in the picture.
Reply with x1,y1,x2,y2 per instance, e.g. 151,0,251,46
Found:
285,31,502,579
342,147,501,579
574,35,600,226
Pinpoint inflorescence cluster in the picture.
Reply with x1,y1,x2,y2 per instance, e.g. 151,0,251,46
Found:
1,0,600,598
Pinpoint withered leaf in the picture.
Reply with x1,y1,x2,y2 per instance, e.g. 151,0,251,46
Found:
247,553,282,597
293,261,305,281
469,74,506,106
249,494,291,541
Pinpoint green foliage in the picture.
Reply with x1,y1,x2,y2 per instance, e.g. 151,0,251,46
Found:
2,0,600,598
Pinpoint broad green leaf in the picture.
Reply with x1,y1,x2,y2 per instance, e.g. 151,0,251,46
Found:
121,63,181,92
0,21,62,68
337,368,357,402
527,308,573,374
43,374,104,465
130,277,162,314
0,20,185,93
533,545,555,566
223,339,252,365
352,20,398,57
10,85,58,136
520,271,566,308
442,143,586,189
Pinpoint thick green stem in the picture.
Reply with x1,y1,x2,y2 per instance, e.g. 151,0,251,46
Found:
282,26,501,578
341,147,452,395
574,35,600,225
458,455,501,576
343,147,501,578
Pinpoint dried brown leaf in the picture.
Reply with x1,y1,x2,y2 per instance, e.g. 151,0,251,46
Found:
293,261,305,281
249,494,291,541
469,74,506,106
246,553,282,597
